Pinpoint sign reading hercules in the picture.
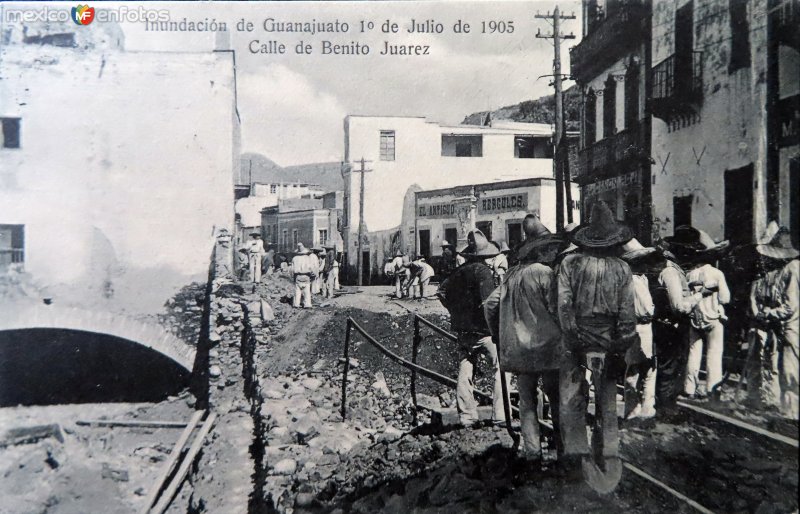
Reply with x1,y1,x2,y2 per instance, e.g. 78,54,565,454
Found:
477,193,528,214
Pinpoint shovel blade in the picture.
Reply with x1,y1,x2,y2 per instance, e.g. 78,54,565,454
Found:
582,456,622,494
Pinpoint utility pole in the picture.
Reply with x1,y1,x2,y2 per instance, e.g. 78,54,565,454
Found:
352,158,372,286
536,6,575,232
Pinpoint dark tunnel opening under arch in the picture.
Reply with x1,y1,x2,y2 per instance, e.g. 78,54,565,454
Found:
0,328,191,407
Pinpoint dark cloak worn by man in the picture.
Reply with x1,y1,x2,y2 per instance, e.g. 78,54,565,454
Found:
484,221,574,460
557,201,637,478
438,230,508,424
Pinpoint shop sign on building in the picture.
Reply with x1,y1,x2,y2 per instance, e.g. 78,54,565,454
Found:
584,171,639,198
477,193,528,214
418,201,457,218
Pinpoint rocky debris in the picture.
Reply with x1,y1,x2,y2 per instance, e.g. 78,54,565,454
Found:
0,423,65,447
101,463,129,482
156,282,206,343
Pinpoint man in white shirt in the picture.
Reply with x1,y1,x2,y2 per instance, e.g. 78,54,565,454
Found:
246,233,265,283
390,250,406,298
292,243,316,308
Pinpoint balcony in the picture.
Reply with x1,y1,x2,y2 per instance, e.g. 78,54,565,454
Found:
650,52,704,121
0,248,24,269
575,122,648,181
570,1,648,83
774,0,799,50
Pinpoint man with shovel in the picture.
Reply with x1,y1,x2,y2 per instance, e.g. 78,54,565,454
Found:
557,201,638,491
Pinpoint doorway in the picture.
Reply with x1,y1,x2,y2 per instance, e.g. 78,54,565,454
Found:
506,221,523,249
724,164,754,245
418,229,431,260
361,251,370,285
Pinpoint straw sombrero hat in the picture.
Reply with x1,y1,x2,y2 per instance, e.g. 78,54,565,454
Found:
523,214,551,240
468,230,499,258
516,233,566,263
621,238,657,262
756,223,799,260
572,202,632,248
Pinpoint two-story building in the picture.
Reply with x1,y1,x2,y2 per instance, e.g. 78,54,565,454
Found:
649,0,798,245
0,20,239,311
570,0,654,241
260,191,343,254
341,115,563,282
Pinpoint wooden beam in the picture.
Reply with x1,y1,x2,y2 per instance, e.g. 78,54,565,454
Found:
150,413,217,514
140,410,203,514
78,419,189,429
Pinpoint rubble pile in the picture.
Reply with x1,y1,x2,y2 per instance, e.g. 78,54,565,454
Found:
155,282,206,344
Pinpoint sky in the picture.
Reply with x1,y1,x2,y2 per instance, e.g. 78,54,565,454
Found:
116,1,582,166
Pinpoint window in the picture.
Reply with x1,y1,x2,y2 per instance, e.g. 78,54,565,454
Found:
0,224,24,268
292,229,299,247
673,195,693,229
442,135,483,157
318,229,328,246
380,130,395,161
603,75,616,138
282,229,288,248
728,0,750,73
1,118,20,149
270,184,277,194
515,136,554,158
624,62,640,129
585,89,597,145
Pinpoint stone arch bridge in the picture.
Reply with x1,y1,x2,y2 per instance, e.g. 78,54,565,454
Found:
0,304,196,371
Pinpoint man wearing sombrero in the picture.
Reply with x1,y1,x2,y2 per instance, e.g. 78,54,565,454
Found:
665,226,731,399
557,201,638,473
438,230,508,425
390,249,406,299
291,243,316,308
484,225,574,462
621,238,659,420
748,222,799,419
246,232,266,283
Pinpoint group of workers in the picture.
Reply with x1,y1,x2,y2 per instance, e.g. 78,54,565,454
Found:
238,232,341,309
290,242,340,308
434,201,798,471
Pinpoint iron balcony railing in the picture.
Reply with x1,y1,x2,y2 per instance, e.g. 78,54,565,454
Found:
576,123,644,179
570,1,648,83
650,51,704,120
0,248,24,266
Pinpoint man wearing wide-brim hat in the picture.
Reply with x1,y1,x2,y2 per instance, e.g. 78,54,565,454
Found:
665,226,731,399
291,243,316,308
490,241,510,285
557,201,638,472
438,230,509,425
748,222,799,419
322,244,339,299
246,232,266,283
439,240,457,280
620,238,659,420
484,230,575,461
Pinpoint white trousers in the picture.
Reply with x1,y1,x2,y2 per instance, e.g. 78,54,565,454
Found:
293,281,312,308
685,319,724,395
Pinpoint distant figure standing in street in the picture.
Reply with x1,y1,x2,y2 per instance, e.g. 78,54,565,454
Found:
292,243,316,308
246,233,265,283
438,230,508,425
666,226,730,399
748,223,799,419
323,244,338,299
310,247,325,295
557,202,637,470
262,245,275,278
